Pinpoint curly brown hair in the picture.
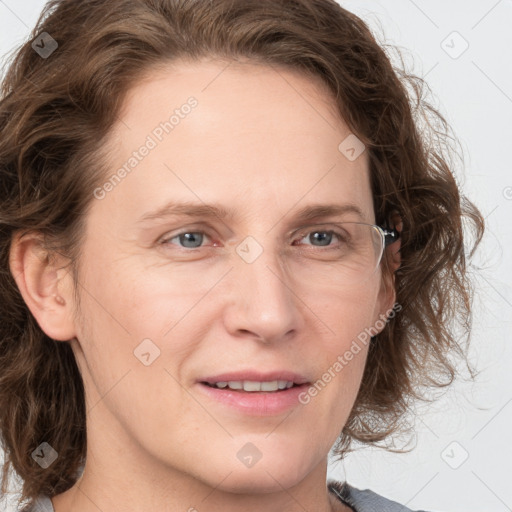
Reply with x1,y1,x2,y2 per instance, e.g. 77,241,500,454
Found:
0,0,484,507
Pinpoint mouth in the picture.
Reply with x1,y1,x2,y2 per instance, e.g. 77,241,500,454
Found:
195,371,312,414
196,379,311,415
200,380,305,393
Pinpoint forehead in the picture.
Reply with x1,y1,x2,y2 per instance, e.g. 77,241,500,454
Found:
93,58,373,227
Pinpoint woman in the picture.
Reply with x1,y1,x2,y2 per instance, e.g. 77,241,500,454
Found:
0,1,484,511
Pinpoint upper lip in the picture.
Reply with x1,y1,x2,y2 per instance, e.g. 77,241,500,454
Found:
198,370,311,385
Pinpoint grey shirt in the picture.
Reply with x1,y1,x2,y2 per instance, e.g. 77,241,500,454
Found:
328,480,432,511
21,480,432,512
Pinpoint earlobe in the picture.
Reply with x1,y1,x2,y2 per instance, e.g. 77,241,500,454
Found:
9,231,77,342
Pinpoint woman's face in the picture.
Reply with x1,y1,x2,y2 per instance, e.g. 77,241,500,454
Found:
60,60,395,493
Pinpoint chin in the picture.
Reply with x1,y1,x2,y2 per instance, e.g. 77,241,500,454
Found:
205,451,313,494
214,470,306,495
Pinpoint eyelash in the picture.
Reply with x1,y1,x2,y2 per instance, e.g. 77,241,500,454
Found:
158,226,348,251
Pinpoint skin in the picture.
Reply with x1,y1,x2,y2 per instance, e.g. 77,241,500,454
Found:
10,58,400,512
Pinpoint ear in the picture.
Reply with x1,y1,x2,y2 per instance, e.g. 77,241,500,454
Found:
376,212,402,322
9,231,77,342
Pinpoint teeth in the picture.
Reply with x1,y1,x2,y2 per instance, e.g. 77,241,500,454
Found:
210,380,295,391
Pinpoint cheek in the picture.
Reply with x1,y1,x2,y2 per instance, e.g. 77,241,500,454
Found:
78,250,199,336
310,273,382,342
295,282,380,418
71,256,217,413
299,344,369,448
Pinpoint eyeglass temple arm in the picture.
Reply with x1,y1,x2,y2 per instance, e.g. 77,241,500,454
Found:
381,225,400,247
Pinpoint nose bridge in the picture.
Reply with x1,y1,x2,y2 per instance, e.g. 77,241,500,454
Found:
224,231,299,339
235,231,292,304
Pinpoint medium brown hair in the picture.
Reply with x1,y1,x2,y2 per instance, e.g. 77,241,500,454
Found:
0,0,484,506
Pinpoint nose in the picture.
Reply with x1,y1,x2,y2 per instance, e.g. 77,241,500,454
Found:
221,237,303,344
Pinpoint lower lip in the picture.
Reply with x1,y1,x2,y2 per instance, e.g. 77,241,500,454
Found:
195,382,310,415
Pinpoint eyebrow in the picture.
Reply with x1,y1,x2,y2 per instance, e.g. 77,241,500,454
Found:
137,200,366,224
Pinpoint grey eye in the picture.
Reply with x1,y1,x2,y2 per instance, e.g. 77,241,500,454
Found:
165,232,207,248
305,231,335,246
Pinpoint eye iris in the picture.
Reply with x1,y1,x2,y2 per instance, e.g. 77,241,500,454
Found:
310,231,332,246
180,232,203,248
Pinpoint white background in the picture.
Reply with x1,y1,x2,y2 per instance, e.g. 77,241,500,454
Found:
0,1,511,511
